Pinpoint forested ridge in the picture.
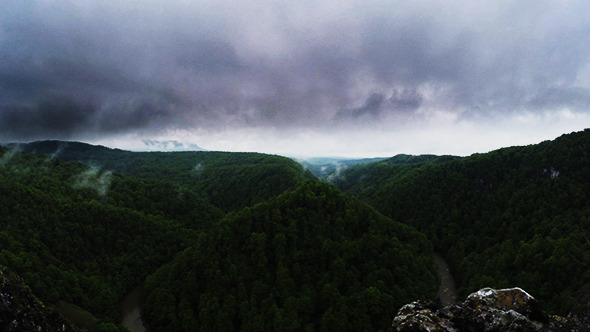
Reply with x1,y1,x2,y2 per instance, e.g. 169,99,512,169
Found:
0,146,218,330
12,140,313,211
0,142,434,331
142,181,436,331
2,130,590,331
332,129,590,313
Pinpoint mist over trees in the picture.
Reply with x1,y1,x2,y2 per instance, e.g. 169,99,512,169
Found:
332,129,590,313
1,142,433,330
1,129,590,330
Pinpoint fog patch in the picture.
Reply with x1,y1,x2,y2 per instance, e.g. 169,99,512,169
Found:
542,167,560,180
50,142,68,159
0,148,19,167
325,162,345,183
192,163,204,177
74,166,113,197
142,139,205,151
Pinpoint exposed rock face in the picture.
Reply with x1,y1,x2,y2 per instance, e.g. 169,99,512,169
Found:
0,269,78,331
392,287,590,331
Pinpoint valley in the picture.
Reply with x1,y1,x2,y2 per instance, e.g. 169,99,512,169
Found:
433,254,457,307
1,129,590,330
121,287,145,332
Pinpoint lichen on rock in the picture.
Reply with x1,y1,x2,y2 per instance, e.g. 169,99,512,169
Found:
392,287,590,331
0,269,79,332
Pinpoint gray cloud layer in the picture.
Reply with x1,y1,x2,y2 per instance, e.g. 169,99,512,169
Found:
2,0,590,141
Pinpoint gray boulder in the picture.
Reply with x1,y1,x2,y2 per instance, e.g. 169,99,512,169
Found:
392,287,589,332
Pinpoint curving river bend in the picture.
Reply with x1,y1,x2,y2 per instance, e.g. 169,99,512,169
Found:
121,287,147,332
433,253,457,306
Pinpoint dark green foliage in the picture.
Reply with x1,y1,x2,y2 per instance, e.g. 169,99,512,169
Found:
13,140,313,211
298,157,388,179
330,154,460,193
2,144,437,331
333,129,590,313
0,147,219,327
8,129,590,330
142,181,437,331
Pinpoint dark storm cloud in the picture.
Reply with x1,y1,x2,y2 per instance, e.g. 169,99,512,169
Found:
352,93,385,118
359,19,467,85
0,96,97,139
97,93,186,133
1,0,590,142
336,89,423,120
176,40,242,75
529,87,590,111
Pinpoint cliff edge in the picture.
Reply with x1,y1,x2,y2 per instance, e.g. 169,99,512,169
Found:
392,287,590,331
0,269,78,331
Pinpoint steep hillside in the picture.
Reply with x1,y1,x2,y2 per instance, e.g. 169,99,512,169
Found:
11,140,313,211
142,181,437,331
1,146,439,331
0,268,80,331
0,147,223,329
333,129,590,313
331,154,460,193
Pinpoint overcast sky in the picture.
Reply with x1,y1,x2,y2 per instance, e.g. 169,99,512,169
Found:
2,1,590,157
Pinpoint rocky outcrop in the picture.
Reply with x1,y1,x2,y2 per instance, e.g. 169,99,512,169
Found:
392,287,590,331
0,269,79,331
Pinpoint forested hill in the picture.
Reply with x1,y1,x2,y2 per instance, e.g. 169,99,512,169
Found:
10,140,313,211
141,181,437,331
0,145,224,330
332,129,590,313
0,144,438,331
5,130,590,329
329,154,460,191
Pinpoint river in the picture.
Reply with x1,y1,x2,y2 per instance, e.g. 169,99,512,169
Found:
119,256,455,330
433,253,457,306
121,286,147,332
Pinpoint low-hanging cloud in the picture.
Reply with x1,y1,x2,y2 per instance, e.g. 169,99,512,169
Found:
73,166,113,197
2,0,590,144
0,97,97,139
0,149,19,167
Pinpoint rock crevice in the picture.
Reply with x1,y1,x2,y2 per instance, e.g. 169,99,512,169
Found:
392,287,590,331
0,269,78,331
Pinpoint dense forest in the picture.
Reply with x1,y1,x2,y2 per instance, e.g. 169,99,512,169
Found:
0,142,434,331
332,129,590,313
2,129,590,330
0,147,220,330
142,181,436,331
11,140,313,212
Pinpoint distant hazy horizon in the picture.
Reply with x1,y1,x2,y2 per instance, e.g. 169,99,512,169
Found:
5,128,585,161
2,1,590,158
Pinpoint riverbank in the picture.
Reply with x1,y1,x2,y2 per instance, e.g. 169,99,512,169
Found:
433,253,457,306
121,286,147,332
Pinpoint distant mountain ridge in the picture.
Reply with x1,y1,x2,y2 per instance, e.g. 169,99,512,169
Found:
0,140,436,331
296,157,388,179
3,130,590,330
6,140,118,159
7,139,313,211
